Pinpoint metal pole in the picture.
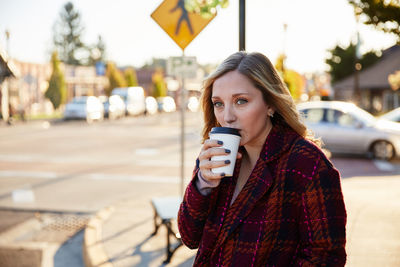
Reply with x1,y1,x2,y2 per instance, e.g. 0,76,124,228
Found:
239,0,245,51
180,51,186,197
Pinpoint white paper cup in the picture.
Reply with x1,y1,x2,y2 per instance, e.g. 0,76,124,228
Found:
209,127,241,176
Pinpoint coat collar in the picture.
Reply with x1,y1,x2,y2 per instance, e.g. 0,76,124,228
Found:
259,119,301,163
212,120,301,251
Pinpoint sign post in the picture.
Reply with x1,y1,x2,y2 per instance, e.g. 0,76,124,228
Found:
151,0,216,196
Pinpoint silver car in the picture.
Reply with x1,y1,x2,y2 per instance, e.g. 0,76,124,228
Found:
64,96,104,123
380,107,400,123
297,101,400,160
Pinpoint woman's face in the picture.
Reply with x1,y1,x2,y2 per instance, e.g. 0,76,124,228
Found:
212,70,273,147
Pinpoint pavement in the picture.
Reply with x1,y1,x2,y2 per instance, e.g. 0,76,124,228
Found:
78,174,400,267
1,175,400,267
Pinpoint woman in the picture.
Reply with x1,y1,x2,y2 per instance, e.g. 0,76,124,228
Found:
178,52,346,266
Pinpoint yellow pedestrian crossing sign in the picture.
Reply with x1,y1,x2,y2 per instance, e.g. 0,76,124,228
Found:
151,0,216,51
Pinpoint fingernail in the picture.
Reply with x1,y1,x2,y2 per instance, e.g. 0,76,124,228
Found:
217,140,223,145
221,172,225,177
225,149,231,153
224,160,230,164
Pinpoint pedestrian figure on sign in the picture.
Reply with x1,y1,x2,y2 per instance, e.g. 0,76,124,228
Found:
170,0,193,35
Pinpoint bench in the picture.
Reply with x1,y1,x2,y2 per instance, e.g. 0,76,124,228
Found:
151,196,183,263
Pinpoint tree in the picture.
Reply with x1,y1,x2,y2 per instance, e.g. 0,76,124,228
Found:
105,62,126,96
349,0,400,41
389,71,400,90
326,43,381,83
274,54,305,101
45,51,67,110
152,69,167,98
124,68,138,87
53,2,87,65
185,0,229,18
88,35,106,65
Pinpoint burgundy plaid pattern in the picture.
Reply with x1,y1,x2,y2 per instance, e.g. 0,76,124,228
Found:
178,121,347,266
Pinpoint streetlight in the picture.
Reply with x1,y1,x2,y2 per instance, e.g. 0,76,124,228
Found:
5,29,10,57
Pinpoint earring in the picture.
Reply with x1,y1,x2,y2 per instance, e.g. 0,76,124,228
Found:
268,112,274,118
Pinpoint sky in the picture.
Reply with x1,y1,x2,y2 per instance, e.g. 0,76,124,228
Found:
0,0,397,73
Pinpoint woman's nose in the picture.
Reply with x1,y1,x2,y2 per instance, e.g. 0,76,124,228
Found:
223,105,236,124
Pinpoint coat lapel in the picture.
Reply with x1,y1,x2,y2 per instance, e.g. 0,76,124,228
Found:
212,119,301,252
213,156,274,250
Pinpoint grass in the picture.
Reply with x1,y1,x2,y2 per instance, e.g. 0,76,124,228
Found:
25,111,63,121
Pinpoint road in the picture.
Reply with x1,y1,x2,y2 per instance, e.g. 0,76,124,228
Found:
1,111,400,267
0,112,204,213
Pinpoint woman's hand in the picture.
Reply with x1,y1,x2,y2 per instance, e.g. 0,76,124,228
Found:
198,139,242,184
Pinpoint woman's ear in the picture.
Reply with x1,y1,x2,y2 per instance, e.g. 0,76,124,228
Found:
266,106,275,118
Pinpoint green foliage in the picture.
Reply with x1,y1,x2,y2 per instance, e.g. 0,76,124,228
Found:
326,43,381,83
349,0,400,41
124,68,138,87
45,51,67,110
152,69,167,98
53,2,87,65
105,62,126,96
184,0,229,18
389,71,400,90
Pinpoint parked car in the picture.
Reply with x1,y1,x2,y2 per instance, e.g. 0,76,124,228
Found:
101,95,125,119
157,96,176,113
297,101,400,160
64,96,104,123
111,87,146,116
380,107,400,123
145,96,158,115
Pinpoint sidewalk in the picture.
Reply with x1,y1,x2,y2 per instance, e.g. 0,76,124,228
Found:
84,175,400,267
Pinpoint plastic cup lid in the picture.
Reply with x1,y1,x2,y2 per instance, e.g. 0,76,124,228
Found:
210,127,241,136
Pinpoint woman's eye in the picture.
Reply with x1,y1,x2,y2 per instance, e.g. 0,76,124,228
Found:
236,99,248,105
213,101,223,108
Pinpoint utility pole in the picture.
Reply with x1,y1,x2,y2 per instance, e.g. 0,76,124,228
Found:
354,24,362,105
282,23,287,73
5,30,10,56
239,0,245,51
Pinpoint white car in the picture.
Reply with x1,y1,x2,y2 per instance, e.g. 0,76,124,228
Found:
64,96,104,123
102,95,126,120
145,96,158,115
112,87,146,116
297,101,400,160
157,96,176,113
187,96,200,112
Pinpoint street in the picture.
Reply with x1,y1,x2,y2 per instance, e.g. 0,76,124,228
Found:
0,111,400,266
0,112,204,213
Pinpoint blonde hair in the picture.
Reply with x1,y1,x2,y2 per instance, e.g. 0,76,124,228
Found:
200,51,319,145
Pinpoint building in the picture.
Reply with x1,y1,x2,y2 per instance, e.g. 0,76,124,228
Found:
0,45,19,122
9,60,52,116
63,64,108,101
333,45,400,114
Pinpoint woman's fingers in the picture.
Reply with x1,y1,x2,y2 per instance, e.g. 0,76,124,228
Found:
200,158,231,170
199,147,230,161
199,158,230,181
200,167,226,181
202,139,223,151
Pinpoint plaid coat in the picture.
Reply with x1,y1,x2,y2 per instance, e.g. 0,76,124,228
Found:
178,121,347,266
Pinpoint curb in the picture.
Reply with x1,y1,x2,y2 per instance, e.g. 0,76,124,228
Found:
82,206,115,267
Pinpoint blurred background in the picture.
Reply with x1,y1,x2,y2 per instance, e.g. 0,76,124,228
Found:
0,0,399,266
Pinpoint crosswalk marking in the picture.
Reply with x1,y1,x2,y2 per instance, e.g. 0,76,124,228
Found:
0,170,190,184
